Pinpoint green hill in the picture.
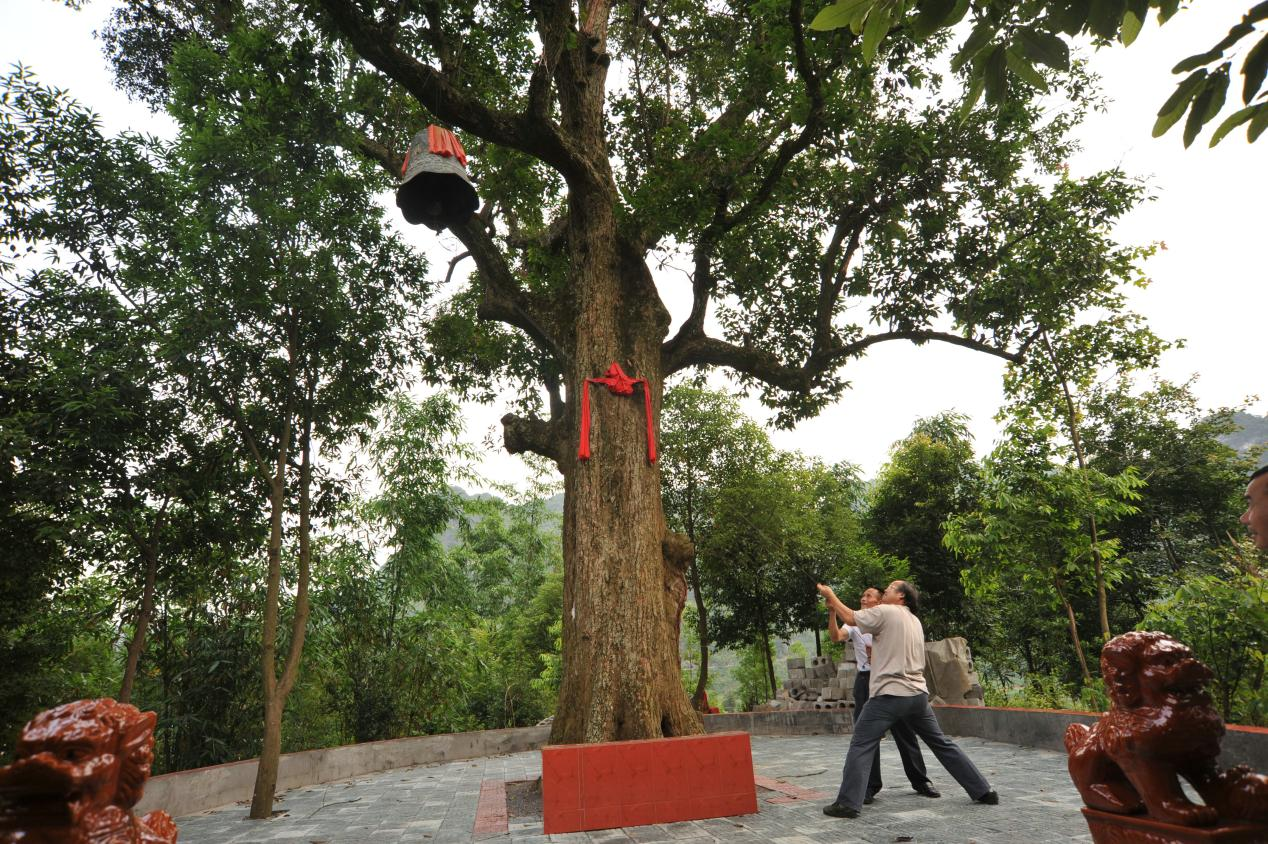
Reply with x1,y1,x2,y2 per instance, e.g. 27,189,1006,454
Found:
1222,412,1268,467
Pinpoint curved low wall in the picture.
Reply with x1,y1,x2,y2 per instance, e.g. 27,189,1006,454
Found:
137,707,1268,819
136,724,551,820
931,704,1268,773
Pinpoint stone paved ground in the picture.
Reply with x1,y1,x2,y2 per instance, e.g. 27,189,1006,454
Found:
175,734,1093,843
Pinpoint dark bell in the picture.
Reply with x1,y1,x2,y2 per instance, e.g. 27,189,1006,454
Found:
396,126,479,232
396,171,479,231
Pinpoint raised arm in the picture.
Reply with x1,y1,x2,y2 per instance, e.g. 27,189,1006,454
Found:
827,603,846,643
816,583,855,627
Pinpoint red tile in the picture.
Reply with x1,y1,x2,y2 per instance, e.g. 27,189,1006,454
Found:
542,746,582,811
581,804,624,831
621,801,663,828
543,807,582,834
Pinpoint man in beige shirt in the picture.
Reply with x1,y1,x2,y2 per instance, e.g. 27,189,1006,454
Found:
816,580,998,819
827,587,938,802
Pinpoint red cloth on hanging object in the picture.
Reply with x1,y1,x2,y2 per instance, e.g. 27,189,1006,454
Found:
427,125,468,166
577,363,658,464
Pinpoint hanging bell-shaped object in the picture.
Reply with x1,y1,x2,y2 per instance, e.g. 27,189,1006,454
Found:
396,125,479,231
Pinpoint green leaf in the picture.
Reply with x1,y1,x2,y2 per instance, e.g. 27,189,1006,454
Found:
958,74,985,121
983,44,1008,105
809,0,877,33
1017,27,1071,71
1242,34,1268,105
952,21,995,72
1172,50,1222,75
1006,46,1049,92
910,0,960,41
1119,9,1143,46
1156,0,1180,23
1087,0,1126,41
1249,105,1268,142
1182,70,1227,148
1051,0,1090,35
1152,69,1207,137
1208,103,1259,146
862,2,895,63
1250,1,1268,24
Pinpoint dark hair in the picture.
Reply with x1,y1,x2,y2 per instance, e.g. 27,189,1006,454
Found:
894,581,921,616
1252,466,1268,482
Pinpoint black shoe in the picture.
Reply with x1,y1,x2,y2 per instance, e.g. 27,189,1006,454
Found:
863,794,875,805
914,782,941,798
975,790,999,805
823,802,860,818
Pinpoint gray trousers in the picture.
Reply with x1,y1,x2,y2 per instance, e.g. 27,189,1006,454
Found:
836,692,991,810
854,670,929,795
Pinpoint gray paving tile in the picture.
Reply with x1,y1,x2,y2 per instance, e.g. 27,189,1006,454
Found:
174,734,1092,843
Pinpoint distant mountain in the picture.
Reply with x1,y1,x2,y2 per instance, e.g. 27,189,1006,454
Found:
440,485,563,549
1222,412,1268,467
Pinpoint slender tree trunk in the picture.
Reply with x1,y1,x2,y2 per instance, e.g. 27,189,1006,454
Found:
249,444,289,819
1054,578,1092,685
687,537,711,711
119,544,158,704
814,626,821,657
1043,332,1111,641
760,627,776,701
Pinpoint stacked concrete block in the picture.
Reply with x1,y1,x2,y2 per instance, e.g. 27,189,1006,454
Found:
775,653,857,710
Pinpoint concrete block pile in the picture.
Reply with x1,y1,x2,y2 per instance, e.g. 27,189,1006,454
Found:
758,636,985,712
769,655,857,711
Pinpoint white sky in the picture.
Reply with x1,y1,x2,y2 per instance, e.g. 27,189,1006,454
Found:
3,0,1264,490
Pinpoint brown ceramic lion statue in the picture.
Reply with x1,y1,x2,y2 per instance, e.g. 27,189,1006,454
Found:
1065,631,1268,827
0,698,178,843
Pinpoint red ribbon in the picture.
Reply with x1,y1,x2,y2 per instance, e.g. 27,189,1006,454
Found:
578,363,657,464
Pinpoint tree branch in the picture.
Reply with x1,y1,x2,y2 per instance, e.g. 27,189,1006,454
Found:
449,218,569,365
317,0,582,180
501,411,565,465
664,329,1023,389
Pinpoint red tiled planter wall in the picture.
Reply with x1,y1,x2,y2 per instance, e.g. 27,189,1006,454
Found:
541,731,757,833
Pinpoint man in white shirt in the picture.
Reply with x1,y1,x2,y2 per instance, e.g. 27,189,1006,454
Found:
828,586,939,803
817,580,998,819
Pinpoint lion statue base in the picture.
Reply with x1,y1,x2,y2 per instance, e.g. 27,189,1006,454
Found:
1065,632,1267,843
0,698,178,843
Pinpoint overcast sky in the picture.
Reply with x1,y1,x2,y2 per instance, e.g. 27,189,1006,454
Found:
4,1,1264,490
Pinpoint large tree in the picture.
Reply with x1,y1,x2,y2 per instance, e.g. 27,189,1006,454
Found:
99,0,1151,744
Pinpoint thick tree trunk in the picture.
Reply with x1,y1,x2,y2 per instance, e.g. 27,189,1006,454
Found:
118,545,158,704
547,181,701,743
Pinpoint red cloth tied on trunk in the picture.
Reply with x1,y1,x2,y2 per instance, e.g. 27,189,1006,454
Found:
578,363,657,464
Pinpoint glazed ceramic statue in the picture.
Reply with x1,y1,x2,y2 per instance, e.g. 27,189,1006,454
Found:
0,699,178,843
1066,631,1267,830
